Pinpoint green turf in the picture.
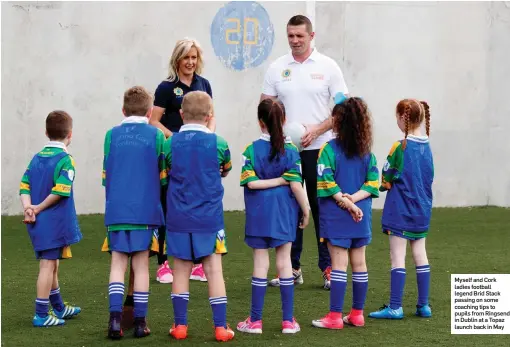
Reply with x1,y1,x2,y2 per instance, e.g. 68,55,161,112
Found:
2,207,509,346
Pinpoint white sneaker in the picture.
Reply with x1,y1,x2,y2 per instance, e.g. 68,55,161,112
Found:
268,269,304,287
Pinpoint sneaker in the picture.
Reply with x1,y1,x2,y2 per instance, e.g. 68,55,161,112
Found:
237,317,262,334
133,317,151,338
169,324,188,340
312,312,344,329
215,325,235,342
156,260,173,284
108,312,123,339
268,269,304,287
415,304,432,318
190,264,207,282
322,267,332,290
32,314,65,327
343,309,365,327
282,318,301,334
53,304,81,319
368,305,404,319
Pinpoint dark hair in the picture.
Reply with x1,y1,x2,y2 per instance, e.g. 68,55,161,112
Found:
46,110,73,140
332,97,373,158
123,86,153,116
258,99,286,161
287,15,313,33
396,99,431,149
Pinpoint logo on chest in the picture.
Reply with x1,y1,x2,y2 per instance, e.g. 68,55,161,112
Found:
310,73,324,80
281,69,292,81
173,87,184,97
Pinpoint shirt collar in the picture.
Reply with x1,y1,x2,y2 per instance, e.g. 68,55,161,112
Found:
406,134,429,143
121,116,149,124
287,48,319,65
45,141,68,152
260,133,292,143
180,124,211,133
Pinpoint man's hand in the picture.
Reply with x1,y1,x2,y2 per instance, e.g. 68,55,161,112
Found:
301,124,321,148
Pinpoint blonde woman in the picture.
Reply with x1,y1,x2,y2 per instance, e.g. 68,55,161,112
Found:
150,38,214,284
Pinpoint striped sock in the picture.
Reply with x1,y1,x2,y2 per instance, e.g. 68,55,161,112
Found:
330,270,347,313
279,277,294,322
133,291,149,318
352,272,368,310
171,292,189,325
209,296,227,328
416,265,431,306
250,277,267,321
49,287,64,312
108,282,125,313
35,298,50,318
390,268,406,309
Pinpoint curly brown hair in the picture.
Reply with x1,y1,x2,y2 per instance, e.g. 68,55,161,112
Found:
332,97,373,158
396,99,431,149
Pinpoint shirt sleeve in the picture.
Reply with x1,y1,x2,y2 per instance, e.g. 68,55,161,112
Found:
261,66,277,96
156,129,168,186
361,153,380,197
380,141,404,191
19,163,31,195
328,60,349,96
164,137,173,171
154,81,171,108
217,136,232,173
317,143,341,197
102,130,112,187
282,144,302,183
240,143,258,186
52,155,75,197
204,79,213,98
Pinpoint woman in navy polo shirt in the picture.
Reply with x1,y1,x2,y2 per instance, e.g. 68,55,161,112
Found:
150,38,214,283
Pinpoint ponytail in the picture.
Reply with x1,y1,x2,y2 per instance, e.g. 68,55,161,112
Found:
257,99,286,161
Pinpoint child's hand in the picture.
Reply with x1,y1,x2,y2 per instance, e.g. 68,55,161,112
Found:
299,211,310,229
342,193,354,202
337,194,353,209
23,207,36,224
348,204,363,223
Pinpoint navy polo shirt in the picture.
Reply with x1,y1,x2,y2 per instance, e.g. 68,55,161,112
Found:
154,74,212,133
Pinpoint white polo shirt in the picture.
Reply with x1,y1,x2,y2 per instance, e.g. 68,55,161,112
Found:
262,49,349,150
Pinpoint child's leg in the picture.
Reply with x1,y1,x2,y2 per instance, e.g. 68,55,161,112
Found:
202,254,227,328
251,249,269,322
411,238,430,308
131,251,150,318
350,247,368,312
328,243,348,316
389,236,407,309
275,243,294,322
49,260,64,312
171,258,193,326
35,259,57,318
109,251,129,313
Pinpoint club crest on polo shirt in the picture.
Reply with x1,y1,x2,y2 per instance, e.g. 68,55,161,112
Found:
281,69,292,80
173,87,184,97
310,73,324,80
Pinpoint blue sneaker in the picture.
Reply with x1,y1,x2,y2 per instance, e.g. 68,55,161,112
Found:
368,305,404,319
53,304,81,319
415,304,432,318
33,314,65,327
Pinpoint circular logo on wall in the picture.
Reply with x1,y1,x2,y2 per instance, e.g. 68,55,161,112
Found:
211,1,274,71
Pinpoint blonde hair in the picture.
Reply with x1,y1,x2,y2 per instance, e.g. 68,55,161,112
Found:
181,91,212,121
167,38,204,82
123,86,153,116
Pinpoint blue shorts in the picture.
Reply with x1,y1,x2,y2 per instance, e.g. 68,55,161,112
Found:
326,237,371,249
245,236,290,249
166,230,227,262
35,246,72,260
383,228,428,241
102,229,158,255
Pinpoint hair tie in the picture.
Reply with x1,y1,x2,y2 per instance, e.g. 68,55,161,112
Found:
334,92,347,105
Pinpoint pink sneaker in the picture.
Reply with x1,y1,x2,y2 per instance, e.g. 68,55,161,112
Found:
190,264,207,282
156,261,173,284
312,312,344,329
343,309,365,327
236,317,262,334
282,318,301,334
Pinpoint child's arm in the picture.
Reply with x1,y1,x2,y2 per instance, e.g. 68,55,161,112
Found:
247,177,289,190
380,141,404,192
217,136,232,178
290,182,310,228
31,194,62,215
157,129,168,187
102,130,112,187
19,165,35,223
341,153,380,204
332,192,363,222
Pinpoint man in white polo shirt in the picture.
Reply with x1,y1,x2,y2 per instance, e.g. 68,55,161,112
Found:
261,15,349,290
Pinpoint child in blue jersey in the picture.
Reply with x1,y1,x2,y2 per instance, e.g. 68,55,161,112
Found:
369,99,433,320
311,94,377,330
20,110,82,327
102,86,167,339
165,91,235,342
236,99,310,335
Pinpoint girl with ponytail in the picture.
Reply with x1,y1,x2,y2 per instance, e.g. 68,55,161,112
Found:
237,99,309,335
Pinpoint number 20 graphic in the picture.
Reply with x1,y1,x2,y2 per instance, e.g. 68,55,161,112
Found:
225,18,259,45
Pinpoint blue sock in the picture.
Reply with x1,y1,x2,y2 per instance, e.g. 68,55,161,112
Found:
330,270,347,313
416,265,431,306
390,268,406,309
108,282,125,313
49,287,64,312
279,277,294,321
171,292,189,325
352,272,368,310
133,291,149,318
209,296,227,328
35,298,49,318
250,277,267,321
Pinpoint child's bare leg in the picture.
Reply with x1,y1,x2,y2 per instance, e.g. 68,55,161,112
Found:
248,249,269,323
275,243,295,323
35,259,56,317
327,243,348,317
411,238,431,308
349,247,368,314
202,254,228,328
49,260,65,312
388,236,407,309
171,258,193,326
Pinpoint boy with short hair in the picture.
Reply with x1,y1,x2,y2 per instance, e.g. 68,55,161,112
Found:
20,110,82,327
165,91,234,342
